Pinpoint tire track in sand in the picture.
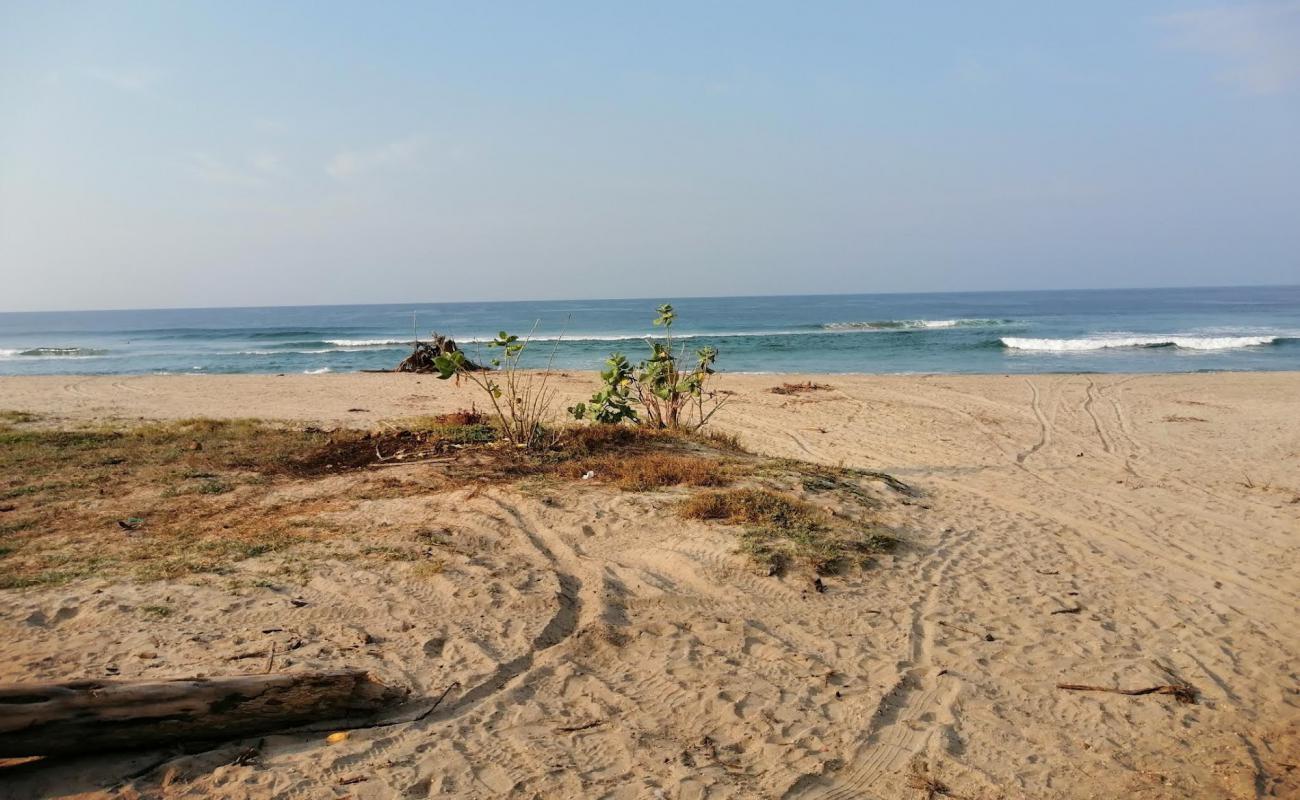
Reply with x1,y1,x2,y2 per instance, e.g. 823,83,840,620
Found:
785,528,974,800
1016,378,1050,464
288,493,593,797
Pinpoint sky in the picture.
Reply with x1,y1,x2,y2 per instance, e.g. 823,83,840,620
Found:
1,2,1299,312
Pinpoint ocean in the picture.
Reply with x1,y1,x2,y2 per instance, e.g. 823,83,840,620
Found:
1,286,1298,376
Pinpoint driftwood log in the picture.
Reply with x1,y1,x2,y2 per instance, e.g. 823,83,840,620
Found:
396,333,485,373
0,669,405,757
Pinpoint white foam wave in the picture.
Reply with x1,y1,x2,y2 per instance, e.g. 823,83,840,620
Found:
0,346,108,360
1002,335,1278,352
823,318,1007,331
324,339,412,348
303,367,332,374
236,349,338,355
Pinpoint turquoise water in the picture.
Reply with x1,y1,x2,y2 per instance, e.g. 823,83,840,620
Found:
1,286,1298,375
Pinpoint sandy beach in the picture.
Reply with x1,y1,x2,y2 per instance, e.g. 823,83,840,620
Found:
1,371,1297,799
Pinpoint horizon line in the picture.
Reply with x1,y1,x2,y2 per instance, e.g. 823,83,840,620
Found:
2,282,1298,316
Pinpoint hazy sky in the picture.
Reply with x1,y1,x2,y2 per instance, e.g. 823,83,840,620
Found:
2,2,1299,311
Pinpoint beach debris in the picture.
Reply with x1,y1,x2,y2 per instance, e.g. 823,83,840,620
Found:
346,408,369,413
553,719,605,733
1057,681,1198,704
0,670,405,757
117,517,144,531
813,576,826,593
396,333,485,374
327,731,350,745
338,774,369,785
581,470,595,480
938,620,995,641
1050,605,1083,615
230,742,262,766
769,381,833,395
1057,660,1199,704
907,756,954,799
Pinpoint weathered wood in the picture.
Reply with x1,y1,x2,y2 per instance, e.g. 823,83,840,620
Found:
0,669,405,757
396,333,485,373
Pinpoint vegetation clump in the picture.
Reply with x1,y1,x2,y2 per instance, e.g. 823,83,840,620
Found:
571,304,727,431
769,381,833,395
680,488,897,574
432,330,560,450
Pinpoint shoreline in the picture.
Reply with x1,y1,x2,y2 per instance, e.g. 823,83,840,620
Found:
1,370,1298,427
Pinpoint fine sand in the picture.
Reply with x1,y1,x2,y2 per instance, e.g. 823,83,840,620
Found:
1,372,1297,799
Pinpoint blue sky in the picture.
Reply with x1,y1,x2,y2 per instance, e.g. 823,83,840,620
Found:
1,2,1298,311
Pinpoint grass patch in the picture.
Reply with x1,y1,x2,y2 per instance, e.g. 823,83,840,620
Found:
681,488,896,574
0,414,907,590
561,452,731,491
0,410,41,424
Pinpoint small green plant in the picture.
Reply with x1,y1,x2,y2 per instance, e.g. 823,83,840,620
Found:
433,328,560,449
568,353,638,424
572,304,726,431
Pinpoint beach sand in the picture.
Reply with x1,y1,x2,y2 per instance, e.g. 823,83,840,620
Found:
0,372,1297,799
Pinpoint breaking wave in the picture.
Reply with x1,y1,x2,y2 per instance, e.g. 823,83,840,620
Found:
1001,335,1282,352
823,319,1011,331
324,338,413,348
0,347,109,359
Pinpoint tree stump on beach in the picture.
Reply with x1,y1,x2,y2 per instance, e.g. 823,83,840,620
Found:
0,669,405,757
396,333,485,373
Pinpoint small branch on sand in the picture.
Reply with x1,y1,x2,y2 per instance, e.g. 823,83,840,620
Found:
938,620,996,642
1057,682,1198,704
1050,605,1083,615
410,681,461,723
1058,660,1199,704
553,719,605,733
907,756,956,799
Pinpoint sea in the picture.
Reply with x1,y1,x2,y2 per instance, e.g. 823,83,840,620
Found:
1,286,1298,376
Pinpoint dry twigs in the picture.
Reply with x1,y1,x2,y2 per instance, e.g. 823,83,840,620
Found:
1057,660,1199,704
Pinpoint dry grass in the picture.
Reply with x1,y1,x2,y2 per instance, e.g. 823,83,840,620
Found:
0,412,905,589
0,418,374,588
769,382,833,395
681,488,896,574
560,452,731,491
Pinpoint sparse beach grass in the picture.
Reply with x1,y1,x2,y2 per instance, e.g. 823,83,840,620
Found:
0,409,906,590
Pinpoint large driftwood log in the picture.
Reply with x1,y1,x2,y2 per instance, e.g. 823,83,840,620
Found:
396,333,485,373
0,669,405,757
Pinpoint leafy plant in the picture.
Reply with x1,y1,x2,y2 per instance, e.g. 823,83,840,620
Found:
573,304,726,431
433,327,560,449
568,353,638,424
